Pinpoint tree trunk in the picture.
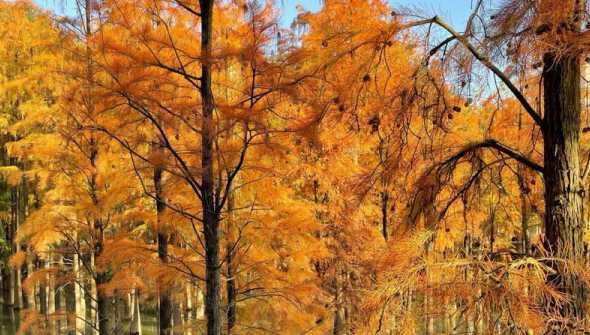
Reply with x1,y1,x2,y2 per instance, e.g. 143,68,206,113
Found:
517,109,531,256
58,256,67,333
203,207,221,335
173,301,183,335
129,288,142,335
73,252,86,335
12,185,22,310
332,264,347,335
199,0,222,333
96,266,109,335
226,247,236,335
185,283,194,335
542,51,586,333
26,258,35,310
381,191,389,241
47,257,56,335
226,191,236,335
196,287,205,320
154,150,172,335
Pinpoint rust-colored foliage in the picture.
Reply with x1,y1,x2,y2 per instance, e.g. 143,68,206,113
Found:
4,0,590,334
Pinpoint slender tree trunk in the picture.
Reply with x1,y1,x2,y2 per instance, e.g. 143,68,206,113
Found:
476,287,484,334
8,304,17,334
173,301,183,335
154,148,172,335
226,192,236,335
543,50,586,333
80,0,109,333
74,252,86,335
425,294,434,335
379,138,389,241
47,257,56,335
5,262,13,307
199,0,222,334
95,246,110,335
517,109,531,256
39,260,47,315
129,288,142,335
225,247,236,334
12,185,22,310
13,248,22,310
185,283,194,335
26,258,35,310
518,170,531,255
196,287,205,320
58,256,67,333
332,264,347,335
380,191,389,241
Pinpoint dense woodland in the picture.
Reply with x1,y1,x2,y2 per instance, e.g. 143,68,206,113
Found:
4,0,590,334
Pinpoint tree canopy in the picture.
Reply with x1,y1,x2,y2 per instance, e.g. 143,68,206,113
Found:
2,0,590,334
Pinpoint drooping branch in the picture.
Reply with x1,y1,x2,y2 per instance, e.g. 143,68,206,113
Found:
445,138,544,174
407,139,542,229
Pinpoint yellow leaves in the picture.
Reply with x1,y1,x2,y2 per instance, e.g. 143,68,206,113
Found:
0,165,23,186
217,104,265,123
9,250,26,268
0,77,31,95
10,99,57,135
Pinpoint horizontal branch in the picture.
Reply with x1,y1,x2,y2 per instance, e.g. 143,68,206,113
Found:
452,139,544,174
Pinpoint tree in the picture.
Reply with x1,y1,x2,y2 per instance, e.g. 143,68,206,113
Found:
89,0,318,333
387,0,589,332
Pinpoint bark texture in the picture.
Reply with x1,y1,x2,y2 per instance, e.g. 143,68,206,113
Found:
199,0,222,333
154,155,172,335
542,51,586,333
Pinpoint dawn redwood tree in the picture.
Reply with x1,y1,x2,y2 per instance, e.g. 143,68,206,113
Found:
199,0,222,332
91,0,313,333
398,0,589,332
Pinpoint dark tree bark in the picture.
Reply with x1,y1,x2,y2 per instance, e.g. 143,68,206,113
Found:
403,3,587,332
154,157,173,335
199,0,222,333
542,51,586,333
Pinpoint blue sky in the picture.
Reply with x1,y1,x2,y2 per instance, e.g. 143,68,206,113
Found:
34,0,474,29
278,0,473,27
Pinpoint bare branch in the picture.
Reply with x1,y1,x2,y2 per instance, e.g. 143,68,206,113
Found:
400,16,544,126
446,138,543,174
